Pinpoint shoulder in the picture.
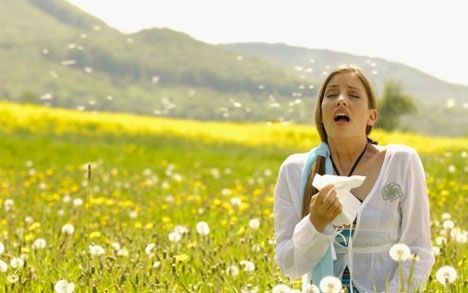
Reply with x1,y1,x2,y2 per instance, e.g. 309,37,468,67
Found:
385,144,419,157
280,152,309,168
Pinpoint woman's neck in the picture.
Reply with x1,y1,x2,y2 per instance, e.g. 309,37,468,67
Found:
328,137,369,175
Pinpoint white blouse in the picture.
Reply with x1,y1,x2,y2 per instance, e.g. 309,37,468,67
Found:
274,144,435,292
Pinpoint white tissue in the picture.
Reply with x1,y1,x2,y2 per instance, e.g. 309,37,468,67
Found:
312,174,365,226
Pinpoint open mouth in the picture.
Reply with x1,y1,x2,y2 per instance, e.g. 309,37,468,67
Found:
334,113,350,122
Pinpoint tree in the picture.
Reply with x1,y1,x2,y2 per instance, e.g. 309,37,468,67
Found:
376,80,416,131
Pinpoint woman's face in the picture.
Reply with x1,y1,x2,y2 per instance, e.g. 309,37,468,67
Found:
321,72,377,140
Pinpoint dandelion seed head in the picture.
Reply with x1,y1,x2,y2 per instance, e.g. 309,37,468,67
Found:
319,275,342,293
168,231,181,242
196,221,210,236
304,283,320,293
61,224,75,235
4,199,14,211
0,242,4,254
89,244,105,256
152,261,161,269
10,257,24,269
0,260,7,272
54,279,75,293
272,284,290,293
32,238,47,250
436,265,457,285
435,236,447,246
145,243,156,256
226,265,239,276
239,260,255,272
231,197,242,208
389,243,411,262
249,218,260,229
7,274,19,283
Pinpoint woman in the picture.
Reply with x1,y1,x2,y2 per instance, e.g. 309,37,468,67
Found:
274,65,434,292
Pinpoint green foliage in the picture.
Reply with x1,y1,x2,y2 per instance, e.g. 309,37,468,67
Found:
377,80,417,131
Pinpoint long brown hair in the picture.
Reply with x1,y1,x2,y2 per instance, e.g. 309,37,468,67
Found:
300,64,378,217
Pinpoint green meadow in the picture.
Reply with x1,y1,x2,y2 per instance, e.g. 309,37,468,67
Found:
0,101,467,292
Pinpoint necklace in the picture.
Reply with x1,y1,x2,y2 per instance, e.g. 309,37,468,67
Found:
331,143,368,176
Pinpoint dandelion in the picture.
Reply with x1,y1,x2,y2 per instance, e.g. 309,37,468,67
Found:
173,225,189,234
111,242,121,251
272,284,290,293
152,261,161,269
442,220,455,230
168,231,181,242
389,243,411,292
0,242,4,254
72,198,83,207
436,265,457,293
231,197,242,208
89,245,105,256
389,243,411,262
10,257,24,269
435,236,448,246
4,199,14,211
117,248,129,257
432,246,441,256
196,221,210,236
441,213,451,220
32,238,47,249
240,284,259,293
54,279,75,293
7,274,19,283
145,243,156,256
61,224,75,235
226,265,239,276
249,218,260,229
319,276,342,293
0,260,7,273
304,283,320,293
239,260,255,272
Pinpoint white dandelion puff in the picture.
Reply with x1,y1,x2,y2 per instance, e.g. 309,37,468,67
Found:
196,221,210,236
272,284,290,293
0,260,7,272
54,279,75,293
389,243,411,262
436,265,457,285
249,218,260,229
319,276,342,293
0,242,4,254
89,245,105,256
304,283,320,293
145,243,156,256
239,260,255,272
61,224,75,235
168,231,181,242
32,238,47,250
226,265,239,276
10,257,24,269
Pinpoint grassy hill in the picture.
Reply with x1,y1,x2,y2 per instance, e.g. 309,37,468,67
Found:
1,0,468,136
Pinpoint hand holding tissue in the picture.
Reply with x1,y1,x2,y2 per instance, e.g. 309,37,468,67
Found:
312,174,365,226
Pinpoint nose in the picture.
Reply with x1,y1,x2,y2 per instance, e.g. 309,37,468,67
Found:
336,94,348,105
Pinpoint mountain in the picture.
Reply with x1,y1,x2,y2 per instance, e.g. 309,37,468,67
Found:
1,0,467,136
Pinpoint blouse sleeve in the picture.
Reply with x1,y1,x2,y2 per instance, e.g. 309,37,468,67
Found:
274,156,332,279
387,147,435,291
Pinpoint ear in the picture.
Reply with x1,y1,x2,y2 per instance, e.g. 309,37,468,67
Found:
367,109,378,126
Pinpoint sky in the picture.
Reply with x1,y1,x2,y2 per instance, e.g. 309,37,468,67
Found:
66,0,468,86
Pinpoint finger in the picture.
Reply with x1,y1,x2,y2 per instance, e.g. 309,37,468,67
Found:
316,183,335,202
